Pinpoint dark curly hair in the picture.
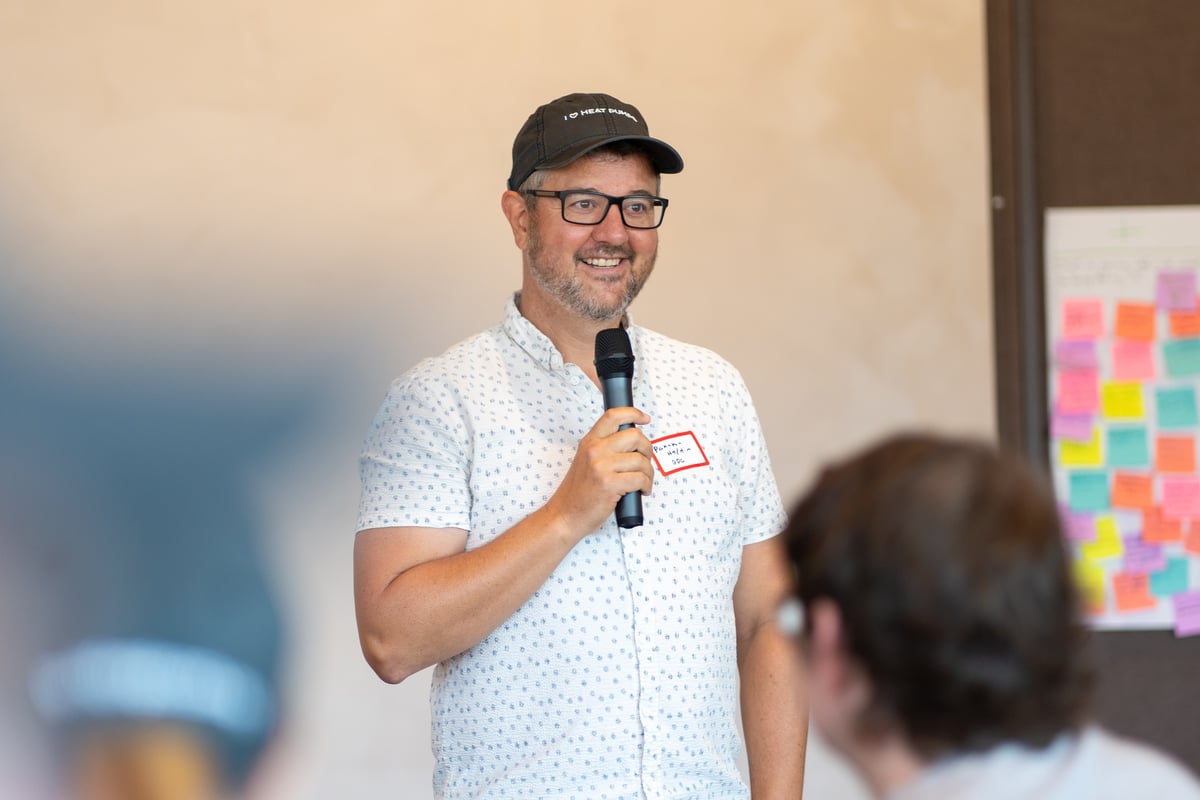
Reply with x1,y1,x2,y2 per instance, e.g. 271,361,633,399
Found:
783,433,1094,758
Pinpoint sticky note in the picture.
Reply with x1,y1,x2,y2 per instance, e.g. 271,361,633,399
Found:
1102,381,1145,419
1156,386,1200,429
1185,525,1200,555
1163,338,1200,378
1122,538,1167,573
1157,270,1197,311
1082,517,1124,561
1106,426,1150,468
1057,369,1100,414
1155,435,1197,474
1112,340,1156,381
1143,508,1183,544
1062,298,1104,339
1111,473,1154,510
1060,510,1097,541
1068,471,1110,512
1161,477,1200,520
1052,412,1094,443
1173,590,1200,637
1060,428,1104,467
1169,306,1200,338
1074,559,1107,614
1113,572,1158,613
1114,301,1156,341
1150,557,1190,597
1055,339,1098,370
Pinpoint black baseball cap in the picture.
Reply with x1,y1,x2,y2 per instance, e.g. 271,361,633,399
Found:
507,92,684,191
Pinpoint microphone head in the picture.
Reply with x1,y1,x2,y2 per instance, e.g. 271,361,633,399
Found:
594,327,634,379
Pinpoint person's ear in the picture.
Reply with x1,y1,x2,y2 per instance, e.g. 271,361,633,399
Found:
500,190,531,250
809,598,871,709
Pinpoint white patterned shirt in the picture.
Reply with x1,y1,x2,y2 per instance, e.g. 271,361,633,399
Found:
358,295,786,799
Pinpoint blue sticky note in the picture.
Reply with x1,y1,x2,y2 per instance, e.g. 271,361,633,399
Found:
1157,386,1200,429
1163,339,1200,378
1107,426,1151,468
1150,557,1190,597
1068,471,1110,512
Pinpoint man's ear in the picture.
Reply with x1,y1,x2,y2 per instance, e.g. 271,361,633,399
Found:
500,190,530,250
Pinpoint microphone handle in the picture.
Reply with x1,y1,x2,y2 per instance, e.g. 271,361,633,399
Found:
599,374,644,528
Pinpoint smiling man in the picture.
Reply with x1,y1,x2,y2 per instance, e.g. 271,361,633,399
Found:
353,93,807,799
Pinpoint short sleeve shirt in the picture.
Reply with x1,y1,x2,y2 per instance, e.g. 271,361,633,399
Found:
358,296,786,800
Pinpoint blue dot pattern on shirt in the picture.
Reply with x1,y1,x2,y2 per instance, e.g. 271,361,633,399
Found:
358,296,787,800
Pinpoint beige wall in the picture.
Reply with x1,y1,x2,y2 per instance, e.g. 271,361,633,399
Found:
0,2,992,797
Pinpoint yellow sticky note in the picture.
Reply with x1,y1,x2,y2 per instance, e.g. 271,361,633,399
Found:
1073,558,1106,614
1102,381,1145,419
1059,427,1103,466
1081,516,1124,561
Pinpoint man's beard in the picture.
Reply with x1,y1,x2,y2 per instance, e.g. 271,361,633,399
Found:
526,218,656,322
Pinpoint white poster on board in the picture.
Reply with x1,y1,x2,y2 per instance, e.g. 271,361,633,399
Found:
1044,205,1200,634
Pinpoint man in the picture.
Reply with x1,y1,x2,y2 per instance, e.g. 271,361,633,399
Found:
779,433,1200,799
354,92,807,799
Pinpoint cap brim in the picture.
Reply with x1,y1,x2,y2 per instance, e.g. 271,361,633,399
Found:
528,135,684,188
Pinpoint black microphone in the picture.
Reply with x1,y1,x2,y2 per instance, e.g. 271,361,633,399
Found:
594,327,644,529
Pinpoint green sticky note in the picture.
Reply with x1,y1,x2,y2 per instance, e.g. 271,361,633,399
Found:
1068,471,1110,512
1150,557,1190,597
1157,386,1200,429
1107,426,1150,468
1163,339,1200,378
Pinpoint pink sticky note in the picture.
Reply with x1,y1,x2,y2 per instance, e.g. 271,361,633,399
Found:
1173,590,1200,637
1055,339,1099,370
1157,271,1198,312
1161,477,1200,520
1112,340,1156,381
1056,369,1100,414
1062,298,1105,339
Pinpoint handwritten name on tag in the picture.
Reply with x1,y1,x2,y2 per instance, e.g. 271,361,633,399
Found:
651,431,709,476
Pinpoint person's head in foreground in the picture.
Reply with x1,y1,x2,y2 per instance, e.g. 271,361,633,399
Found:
779,432,1200,799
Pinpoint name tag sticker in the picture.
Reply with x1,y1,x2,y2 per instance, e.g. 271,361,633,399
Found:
651,431,709,476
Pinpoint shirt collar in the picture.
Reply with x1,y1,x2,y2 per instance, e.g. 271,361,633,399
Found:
502,293,640,372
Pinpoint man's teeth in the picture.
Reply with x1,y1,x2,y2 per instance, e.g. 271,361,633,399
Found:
583,258,621,267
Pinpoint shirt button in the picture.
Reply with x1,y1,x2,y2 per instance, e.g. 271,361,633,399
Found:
570,375,581,386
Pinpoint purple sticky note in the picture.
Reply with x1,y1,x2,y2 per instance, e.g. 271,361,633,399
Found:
1157,271,1198,312
1173,590,1200,638
1055,339,1099,370
1052,411,1094,443
1123,537,1167,573
1060,509,1096,542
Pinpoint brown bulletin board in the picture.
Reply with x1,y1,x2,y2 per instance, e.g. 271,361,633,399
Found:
987,0,1200,772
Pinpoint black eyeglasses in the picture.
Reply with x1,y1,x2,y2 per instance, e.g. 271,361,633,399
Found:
523,190,669,229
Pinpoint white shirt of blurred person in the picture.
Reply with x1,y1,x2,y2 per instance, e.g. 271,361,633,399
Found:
778,433,1200,800
353,92,807,799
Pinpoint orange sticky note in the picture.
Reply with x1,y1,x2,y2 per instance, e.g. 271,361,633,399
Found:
1143,507,1184,544
1114,302,1156,341
1185,525,1200,555
1113,572,1158,613
1156,435,1197,473
1170,307,1200,338
1062,298,1105,340
1112,473,1154,510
